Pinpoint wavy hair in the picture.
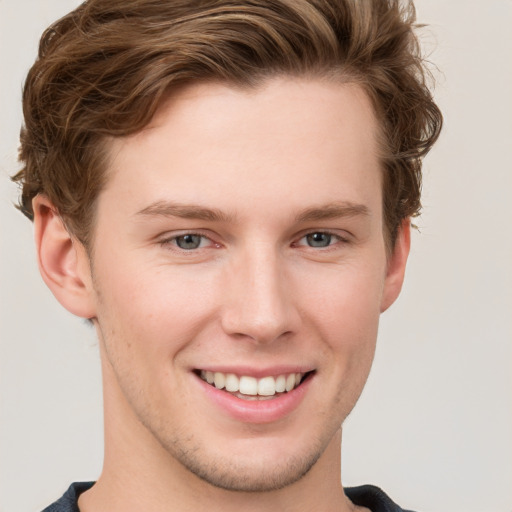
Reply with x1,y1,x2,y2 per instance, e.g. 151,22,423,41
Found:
13,0,442,248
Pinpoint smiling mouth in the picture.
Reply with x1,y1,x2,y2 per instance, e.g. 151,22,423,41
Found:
197,370,313,401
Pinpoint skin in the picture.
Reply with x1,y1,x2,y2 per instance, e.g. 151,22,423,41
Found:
34,77,410,512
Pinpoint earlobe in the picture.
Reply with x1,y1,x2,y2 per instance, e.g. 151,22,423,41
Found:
380,219,411,313
33,195,96,319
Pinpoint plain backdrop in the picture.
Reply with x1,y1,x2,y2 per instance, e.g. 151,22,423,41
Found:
1,1,511,511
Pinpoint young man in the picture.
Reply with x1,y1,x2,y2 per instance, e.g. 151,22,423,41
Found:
13,1,442,511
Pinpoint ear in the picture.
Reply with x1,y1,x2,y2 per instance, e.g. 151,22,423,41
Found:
33,195,96,319
380,219,411,312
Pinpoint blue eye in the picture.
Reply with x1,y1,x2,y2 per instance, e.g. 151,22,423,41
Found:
160,232,220,253
174,234,205,250
305,232,334,248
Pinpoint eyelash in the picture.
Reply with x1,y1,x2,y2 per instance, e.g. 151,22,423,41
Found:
159,232,217,251
294,231,348,249
159,230,349,252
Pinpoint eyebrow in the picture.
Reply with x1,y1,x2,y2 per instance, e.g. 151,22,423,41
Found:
294,201,370,222
134,200,370,223
135,201,235,222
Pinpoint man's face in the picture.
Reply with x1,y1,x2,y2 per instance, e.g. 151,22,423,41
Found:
84,78,407,491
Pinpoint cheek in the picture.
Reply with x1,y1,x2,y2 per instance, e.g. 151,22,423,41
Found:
298,262,383,375
93,257,220,366
300,260,384,332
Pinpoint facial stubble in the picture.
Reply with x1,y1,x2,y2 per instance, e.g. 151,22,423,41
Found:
147,418,332,493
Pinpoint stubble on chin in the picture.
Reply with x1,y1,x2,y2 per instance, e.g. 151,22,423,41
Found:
151,426,328,493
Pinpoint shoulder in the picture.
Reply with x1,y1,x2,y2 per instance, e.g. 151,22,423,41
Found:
41,482,95,512
345,485,416,512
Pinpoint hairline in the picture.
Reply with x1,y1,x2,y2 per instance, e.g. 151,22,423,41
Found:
80,72,397,260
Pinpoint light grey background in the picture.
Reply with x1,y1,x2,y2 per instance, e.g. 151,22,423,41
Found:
1,1,511,511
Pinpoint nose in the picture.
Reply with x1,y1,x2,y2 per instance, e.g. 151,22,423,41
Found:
220,246,300,344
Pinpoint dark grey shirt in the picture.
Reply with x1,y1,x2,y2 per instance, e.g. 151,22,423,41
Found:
41,481,416,512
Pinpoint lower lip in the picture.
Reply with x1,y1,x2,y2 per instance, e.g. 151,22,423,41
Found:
195,373,313,424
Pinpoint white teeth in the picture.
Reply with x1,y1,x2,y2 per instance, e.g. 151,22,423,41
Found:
239,376,258,395
275,375,286,393
285,373,296,392
214,372,225,389
258,376,276,396
225,373,239,392
200,371,306,397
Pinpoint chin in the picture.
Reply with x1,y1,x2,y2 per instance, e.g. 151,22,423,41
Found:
174,447,324,493
149,422,330,493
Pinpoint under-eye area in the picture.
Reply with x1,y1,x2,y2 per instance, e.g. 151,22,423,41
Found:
196,370,315,400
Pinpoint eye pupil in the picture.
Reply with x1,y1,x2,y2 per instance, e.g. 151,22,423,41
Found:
176,234,202,249
306,232,331,247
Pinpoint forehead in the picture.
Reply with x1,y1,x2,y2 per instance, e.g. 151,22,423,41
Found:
101,77,381,222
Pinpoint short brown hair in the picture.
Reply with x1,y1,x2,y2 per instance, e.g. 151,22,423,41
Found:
13,0,442,248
